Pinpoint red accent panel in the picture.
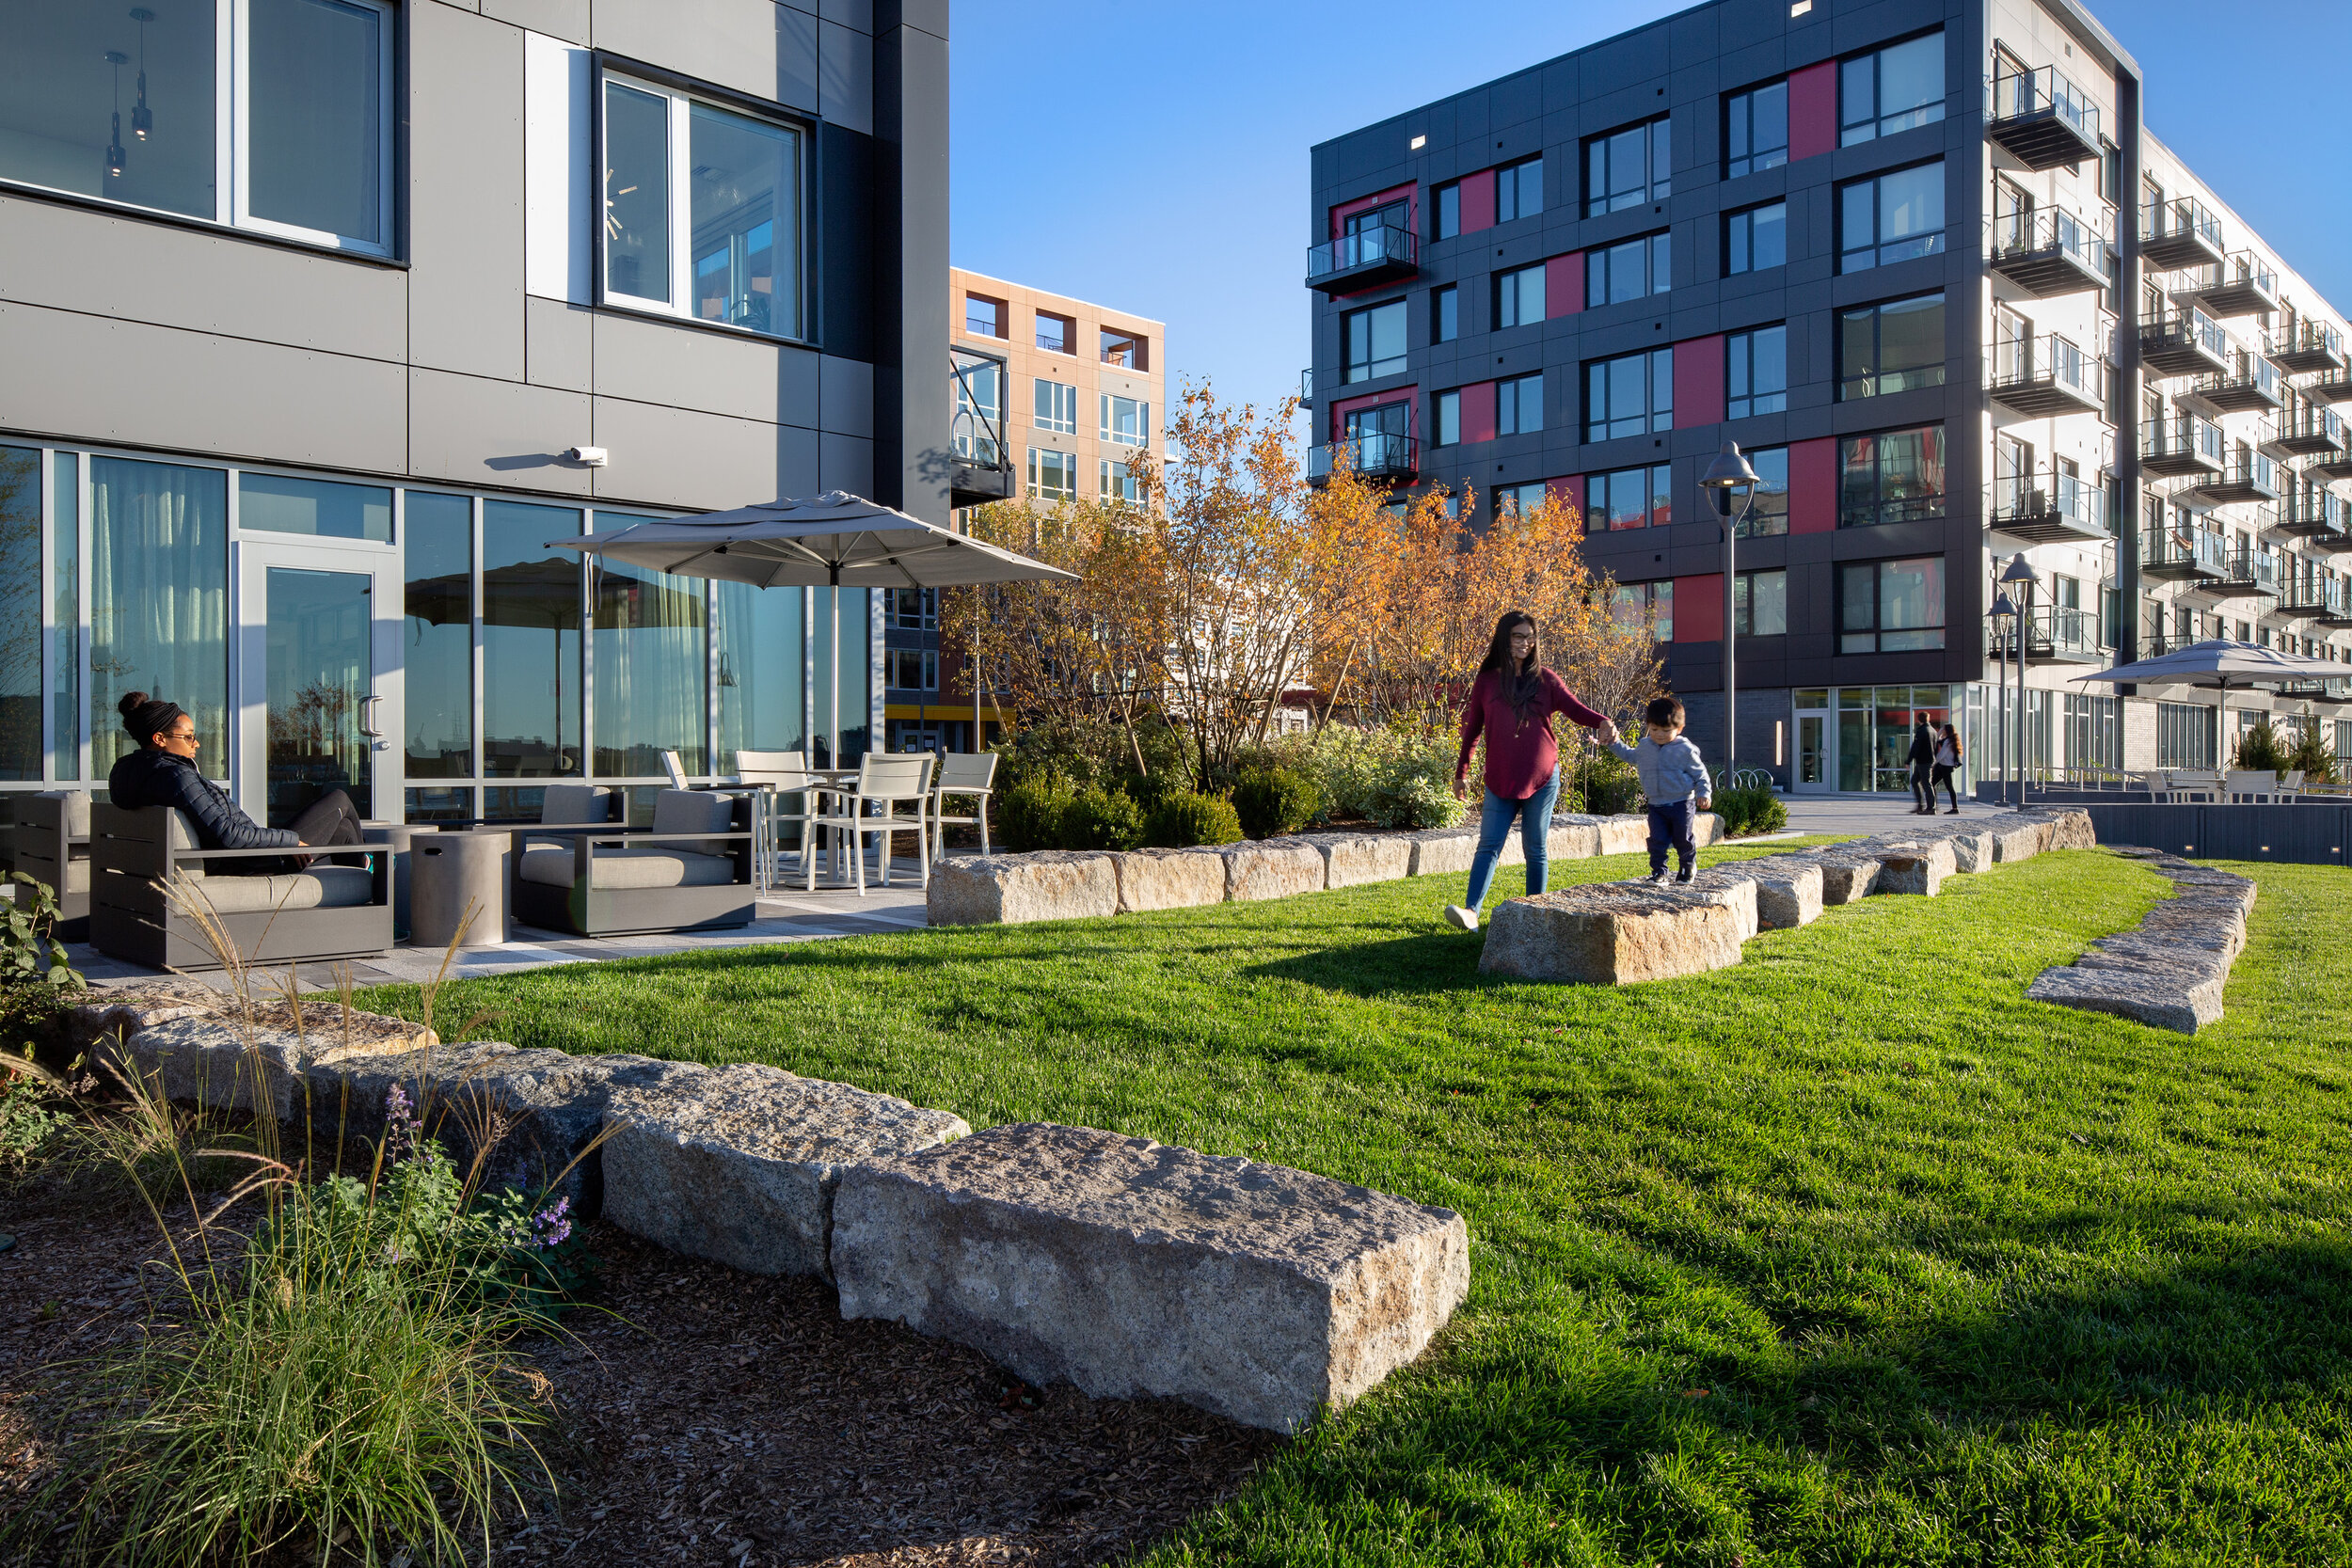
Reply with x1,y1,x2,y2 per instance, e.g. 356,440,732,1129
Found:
1459,168,1496,234
1546,476,1581,519
1546,252,1583,317
1788,61,1837,161
1327,388,1416,443
1459,381,1498,445
1675,335,1725,428
1677,575,1725,642
1330,182,1418,241
1789,436,1838,534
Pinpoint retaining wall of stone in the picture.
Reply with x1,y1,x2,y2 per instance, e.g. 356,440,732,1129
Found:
2024,848,2257,1033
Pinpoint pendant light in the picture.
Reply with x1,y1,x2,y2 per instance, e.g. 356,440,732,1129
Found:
104,50,128,177
130,8,154,140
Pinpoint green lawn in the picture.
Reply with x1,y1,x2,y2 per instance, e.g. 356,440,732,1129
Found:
359,845,2352,1566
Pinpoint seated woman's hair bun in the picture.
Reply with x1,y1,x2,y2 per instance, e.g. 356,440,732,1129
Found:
119,690,151,717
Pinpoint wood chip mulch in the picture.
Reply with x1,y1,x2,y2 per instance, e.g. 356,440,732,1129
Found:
0,1189,1282,1568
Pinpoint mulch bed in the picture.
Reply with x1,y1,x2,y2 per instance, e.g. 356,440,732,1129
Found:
0,1187,1281,1568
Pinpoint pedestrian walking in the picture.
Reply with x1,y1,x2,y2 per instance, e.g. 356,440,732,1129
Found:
1931,721,1964,814
1907,718,1936,814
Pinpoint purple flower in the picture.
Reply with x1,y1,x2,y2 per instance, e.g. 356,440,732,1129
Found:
532,1196,573,1248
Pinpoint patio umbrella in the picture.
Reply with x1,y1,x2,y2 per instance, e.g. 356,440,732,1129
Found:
550,492,1077,766
2072,639,2343,767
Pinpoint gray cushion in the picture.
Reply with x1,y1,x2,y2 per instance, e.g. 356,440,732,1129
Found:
517,846,739,891
649,789,735,857
35,789,93,837
183,865,375,914
540,784,612,826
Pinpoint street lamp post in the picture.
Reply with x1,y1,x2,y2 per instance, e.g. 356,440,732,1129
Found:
1988,591,2018,809
2000,553,2042,811
1701,442,1761,785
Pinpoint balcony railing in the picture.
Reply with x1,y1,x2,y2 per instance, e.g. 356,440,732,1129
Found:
2267,402,2347,458
2142,412,2224,477
2189,447,2280,504
1306,432,1420,485
2280,486,2352,538
2140,308,2231,379
2188,249,2281,317
1990,206,2109,297
2272,320,2346,375
1306,224,1418,293
2311,444,2352,483
1994,604,2105,662
1299,368,1314,405
2312,363,2352,406
1989,332,2106,417
2209,544,2283,597
1987,60,2102,169
1987,471,2107,544
948,351,1013,509
2276,567,2347,619
2141,525,2230,580
2140,195,2225,272
2185,355,2283,416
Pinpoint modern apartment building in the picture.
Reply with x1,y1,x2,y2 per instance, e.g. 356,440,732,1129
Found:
1305,0,2352,793
899,268,1165,752
0,0,949,836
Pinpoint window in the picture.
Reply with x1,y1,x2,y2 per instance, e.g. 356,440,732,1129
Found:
1726,325,1788,419
1434,389,1461,447
1100,328,1147,369
0,0,394,255
1586,350,1674,441
1496,482,1549,519
1587,232,1671,306
1034,379,1077,435
1585,116,1671,215
1612,580,1675,641
885,648,939,692
238,472,392,543
1027,448,1077,501
1495,156,1543,222
964,293,1005,338
1343,299,1408,382
1838,163,1944,272
1838,425,1946,528
1587,465,1671,531
1433,182,1460,240
952,356,1003,463
1101,458,1142,504
403,492,472,782
1838,557,1945,653
1432,284,1459,343
1735,569,1788,636
886,588,938,630
1838,293,1946,400
1034,311,1073,354
1498,373,1544,436
2063,694,2121,770
2157,701,2217,769
1725,81,1789,177
604,77,803,337
1839,32,1946,145
1736,447,1789,537
1100,394,1150,448
1725,202,1786,275
1496,263,1547,327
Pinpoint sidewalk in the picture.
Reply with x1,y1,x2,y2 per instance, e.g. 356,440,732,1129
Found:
1778,792,2018,837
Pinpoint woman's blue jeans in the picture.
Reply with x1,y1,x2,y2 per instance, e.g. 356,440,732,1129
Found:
1464,768,1560,911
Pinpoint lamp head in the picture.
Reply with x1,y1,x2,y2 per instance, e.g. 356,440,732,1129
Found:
2000,552,2041,586
1989,593,2020,621
1699,441,1760,491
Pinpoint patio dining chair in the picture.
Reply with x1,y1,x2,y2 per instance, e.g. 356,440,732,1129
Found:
735,749,818,890
2279,769,2306,801
660,750,691,790
930,752,999,860
804,752,934,894
2223,768,2279,803
2167,769,2222,803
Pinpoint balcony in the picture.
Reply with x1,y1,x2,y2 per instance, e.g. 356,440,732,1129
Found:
2139,195,2225,273
2265,403,2347,458
2141,525,2230,581
1987,471,2107,544
2139,632,2207,659
2205,544,2282,599
2272,321,2346,376
1990,206,2109,297
2310,366,2352,405
2141,413,2223,478
2140,309,2231,378
2186,250,2280,317
2276,567,2346,619
2310,447,2352,483
1306,224,1418,294
1986,60,2102,170
2183,356,2283,417
2188,448,2280,504
947,352,1014,510
1989,332,2106,418
1299,368,1313,406
1306,432,1420,486
2323,598,2352,629
1994,605,2106,664
2280,486,2352,539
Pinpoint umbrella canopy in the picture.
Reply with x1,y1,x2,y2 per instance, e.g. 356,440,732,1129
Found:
546,491,1078,589
2071,639,2342,690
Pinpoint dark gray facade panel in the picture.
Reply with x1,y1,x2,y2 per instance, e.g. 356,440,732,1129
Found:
408,4,527,382
591,311,819,428
775,5,823,114
819,19,876,135
409,367,594,496
819,355,877,440
871,12,949,522
0,301,408,474
820,431,876,498
819,125,879,364
524,296,596,393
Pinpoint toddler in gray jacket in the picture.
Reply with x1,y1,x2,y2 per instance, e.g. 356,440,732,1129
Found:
1606,696,1712,883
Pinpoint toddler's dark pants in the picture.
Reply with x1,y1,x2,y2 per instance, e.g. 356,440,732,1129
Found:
1647,799,1697,876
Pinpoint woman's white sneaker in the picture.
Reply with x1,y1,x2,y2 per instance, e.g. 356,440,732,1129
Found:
1443,905,1479,931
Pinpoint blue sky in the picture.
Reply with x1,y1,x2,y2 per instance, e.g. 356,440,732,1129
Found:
946,0,2352,411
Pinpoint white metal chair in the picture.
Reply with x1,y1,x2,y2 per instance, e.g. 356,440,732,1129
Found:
930,752,999,860
2167,768,2222,803
2278,768,2306,801
804,753,935,894
2223,768,2278,803
735,750,818,891
660,750,691,790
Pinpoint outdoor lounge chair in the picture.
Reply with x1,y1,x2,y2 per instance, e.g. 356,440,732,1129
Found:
14,790,92,942
89,804,392,971
510,787,755,936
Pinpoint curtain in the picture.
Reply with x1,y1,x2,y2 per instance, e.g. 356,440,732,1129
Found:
592,553,707,777
90,458,228,779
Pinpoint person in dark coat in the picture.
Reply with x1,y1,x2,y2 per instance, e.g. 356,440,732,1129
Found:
1907,719,1936,814
106,691,364,867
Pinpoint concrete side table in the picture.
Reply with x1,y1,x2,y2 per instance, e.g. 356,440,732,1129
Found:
361,823,423,940
410,830,511,949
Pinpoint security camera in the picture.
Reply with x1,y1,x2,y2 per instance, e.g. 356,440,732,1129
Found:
565,445,608,467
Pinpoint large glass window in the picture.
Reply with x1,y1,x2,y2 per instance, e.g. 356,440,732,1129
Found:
1034,379,1077,436
1496,482,1549,520
1101,458,1141,503
237,471,391,542
603,75,803,338
90,457,228,779
1028,448,1078,501
480,500,582,779
1498,372,1543,436
51,454,79,781
1612,580,1675,641
1726,325,1788,419
1587,232,1670,306
1726,202,1786,275
810,582,870,767
1838,293,1946,400
402,492,473,781
1737,447,1789,538
1838,425,1946,528
1726,81,1788,177
0,449,40,781
715,581,804,772
1100,394,1150,448
1343,299,1407,382
1432,182,1460,240
1495,156,1543,222
1496,263,1547,327
0,0,389,253
2156,701,2216,769
1586,349,1674,441
592,513,707,779
1735,568,1788,636
1434,389,1461,448
1586,117,1671,215
952,357,1003,464
1840,33,1946,145
1587,465,1671,532
1839,163,1945,272
1432,284,1458,343
1838,557,1945,652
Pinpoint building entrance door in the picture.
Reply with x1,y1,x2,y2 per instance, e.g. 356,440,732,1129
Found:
237,541,401,829
1791,690,1833,793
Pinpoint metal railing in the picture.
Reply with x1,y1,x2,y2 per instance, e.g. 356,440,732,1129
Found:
2140,195,2221,256
1994,604,2103,658
2279,403,2346,449
1991,331,2104,401
2278,568,2347,617
2190,354,2282,406
2277,319,2346,366
1299,368,1313,403
2219,249,2279,298
2199,447,2282,498
2142,307,2229,362
948,352,1009,471
1987,470,2106,534
2143,412,2223,467
2142,526,2231,575
1988,60,2102,142
1306,431,1420,483
1306,224,1417,284
1991,205,2108,274
2283,486,2352,533
2221,544,2283,593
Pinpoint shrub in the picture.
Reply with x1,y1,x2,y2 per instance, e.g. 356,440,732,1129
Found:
1712,780,1788,838
1056,784,1146,851
2,872,84,990
2233,715,2287,773
1568,743,1645,816
1142,791,1244,848
2286,718,2338,784
0,1048,70,1179
1231,767,1322,839
1294,726,1466,830
1364,748,1464,830
997,773,1077,852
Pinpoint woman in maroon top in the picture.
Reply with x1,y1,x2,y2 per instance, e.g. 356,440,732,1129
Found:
1443,610,1611,931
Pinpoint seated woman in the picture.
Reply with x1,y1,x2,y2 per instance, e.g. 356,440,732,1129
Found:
107,691,364,866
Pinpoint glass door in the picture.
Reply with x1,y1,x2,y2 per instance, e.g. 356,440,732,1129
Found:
237,540,400,829
1792,689,1833,793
